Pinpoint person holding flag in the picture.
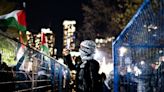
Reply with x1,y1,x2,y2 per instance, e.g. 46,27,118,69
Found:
37,29,51,77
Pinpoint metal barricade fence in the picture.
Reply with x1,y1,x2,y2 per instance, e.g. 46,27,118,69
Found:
113,0,164,92
0,30,71,92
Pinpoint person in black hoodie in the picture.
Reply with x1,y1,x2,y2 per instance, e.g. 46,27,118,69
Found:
62,48,75,71
153,55,164,92
76,40,102,92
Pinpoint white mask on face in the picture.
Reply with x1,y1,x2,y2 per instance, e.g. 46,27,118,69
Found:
79,40,96,61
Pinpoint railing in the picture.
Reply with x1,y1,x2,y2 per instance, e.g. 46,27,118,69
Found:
0,29,71,92
113,0,164,92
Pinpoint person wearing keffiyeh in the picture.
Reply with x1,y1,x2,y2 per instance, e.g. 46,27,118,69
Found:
76,40,102,92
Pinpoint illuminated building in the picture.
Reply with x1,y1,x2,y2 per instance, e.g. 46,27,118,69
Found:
63,20,76,50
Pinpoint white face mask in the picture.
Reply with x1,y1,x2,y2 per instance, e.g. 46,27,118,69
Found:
79,40,96,61
79,49,94,61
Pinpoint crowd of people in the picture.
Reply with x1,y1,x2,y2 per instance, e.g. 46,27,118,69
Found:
118,55,164,92
2,39,163,92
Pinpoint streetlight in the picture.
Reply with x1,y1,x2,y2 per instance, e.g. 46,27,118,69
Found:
119,46,127,67
119,46,127,57
99,39,103,43
95,38,99,44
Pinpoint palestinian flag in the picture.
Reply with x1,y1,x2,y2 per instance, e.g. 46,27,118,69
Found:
0,10,27,68
41,32,49,54
15,31,27,70
41,31,51,71
16,31,26,61
0,10,27,32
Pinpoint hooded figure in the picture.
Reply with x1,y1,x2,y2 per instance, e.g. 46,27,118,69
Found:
76,40,102,92
153,55,164,92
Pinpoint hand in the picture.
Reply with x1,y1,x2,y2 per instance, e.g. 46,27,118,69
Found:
63,48,70,56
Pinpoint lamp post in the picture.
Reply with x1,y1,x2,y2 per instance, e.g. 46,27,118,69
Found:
119,46,127,67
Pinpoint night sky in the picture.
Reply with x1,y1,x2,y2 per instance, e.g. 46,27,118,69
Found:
25,0,83,33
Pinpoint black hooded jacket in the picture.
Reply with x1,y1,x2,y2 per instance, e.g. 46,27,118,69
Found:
76,59,102,92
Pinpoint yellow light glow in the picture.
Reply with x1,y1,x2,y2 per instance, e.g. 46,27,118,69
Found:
119,47,127,56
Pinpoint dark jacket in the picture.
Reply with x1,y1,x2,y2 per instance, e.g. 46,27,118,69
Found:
63,54,75,70
76,59,102,92
154,61,164,92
